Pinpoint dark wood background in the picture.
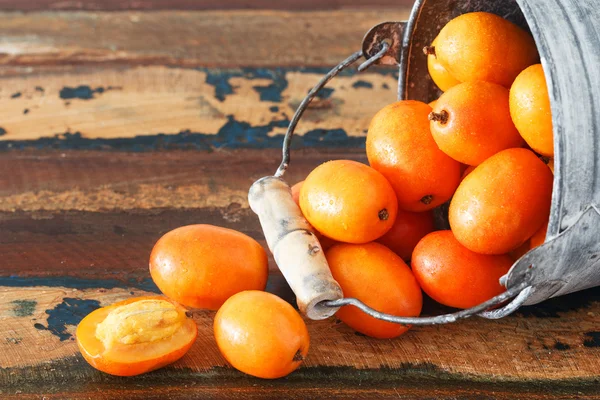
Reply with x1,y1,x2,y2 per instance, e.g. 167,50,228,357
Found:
0,1,598,399
0,0,410,11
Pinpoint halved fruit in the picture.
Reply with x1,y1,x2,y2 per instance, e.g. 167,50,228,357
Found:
76,295,197,376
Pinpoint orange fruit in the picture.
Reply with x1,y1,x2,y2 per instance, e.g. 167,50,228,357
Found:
326,242,422,338
449,148,553,254
291,180,303,205
426,37,461,92
367,100,461,211
377,208,436,261
291,180,337,250
460,165,475,182
76,296,197,376
412,231,513,309
299,160,398,243
509,64,554,156
530,221,548,249
431,12,538,87
149,224,268,310
214,291,309,379
429,81,524,166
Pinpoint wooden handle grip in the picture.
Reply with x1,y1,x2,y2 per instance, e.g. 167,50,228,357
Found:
248,176,343,320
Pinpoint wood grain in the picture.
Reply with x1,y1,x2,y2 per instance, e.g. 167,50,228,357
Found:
1,149,600,399
1,285,599,398
0,65,397,145
0,3,598,398
0,10,409,67
0,0,413,12
0,149,364,209
0,149,362,296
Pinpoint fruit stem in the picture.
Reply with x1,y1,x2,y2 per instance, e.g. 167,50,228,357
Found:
420,195,433,205
293,349,304,362
428,110,449,125
538,155,551,164
423,45,436,56
378,209,389,221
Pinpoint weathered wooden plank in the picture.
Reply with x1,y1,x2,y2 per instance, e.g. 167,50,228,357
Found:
0,65,396,146
0,149,361,301
0,3,595,398
0,0,412,12
0,149,599,395
0,149,365,208
0,10,409,67
0,286,599,397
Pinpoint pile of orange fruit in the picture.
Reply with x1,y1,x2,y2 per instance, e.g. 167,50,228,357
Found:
75,11,554,380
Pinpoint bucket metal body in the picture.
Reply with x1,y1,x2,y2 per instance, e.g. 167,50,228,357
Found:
394,0,600,307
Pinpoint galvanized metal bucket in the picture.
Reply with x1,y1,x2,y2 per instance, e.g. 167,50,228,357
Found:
390,0,600,317
249,0,600,323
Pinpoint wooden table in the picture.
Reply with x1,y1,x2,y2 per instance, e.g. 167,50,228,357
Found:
0,1,599,398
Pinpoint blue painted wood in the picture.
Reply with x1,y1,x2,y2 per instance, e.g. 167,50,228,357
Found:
0,67,399,151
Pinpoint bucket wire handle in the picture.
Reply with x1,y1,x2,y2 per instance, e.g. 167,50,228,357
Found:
275,42,389,178
323,281,530,325
262,44,530,324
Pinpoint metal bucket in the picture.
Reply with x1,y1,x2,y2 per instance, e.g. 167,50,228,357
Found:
383,0,600,315
250,0,600,322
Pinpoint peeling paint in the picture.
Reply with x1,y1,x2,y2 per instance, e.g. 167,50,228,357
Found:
33,298,101,341
0,115,365,151
352,80,373,89
553,341,570,350
203,66,397,102
316,87,335,99
11,300,37,317
0,276,159,292
59,85,119,100
583,332,600,347
1,67,399,150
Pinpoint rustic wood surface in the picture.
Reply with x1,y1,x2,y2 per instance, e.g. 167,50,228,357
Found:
0,0,412,12
0,10,408,67
0,3,599,400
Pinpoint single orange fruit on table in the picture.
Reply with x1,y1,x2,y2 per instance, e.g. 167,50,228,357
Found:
429,81,524,166
150,224,268,310
377,208,436,261
510,64,554,157
367,100,461,211
76,296,197,376
412,231,513,309
326,242,422,339
426,37,461,92
430,11,538,87
449,148,553,255
299,160,398,243
214,290,310,379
